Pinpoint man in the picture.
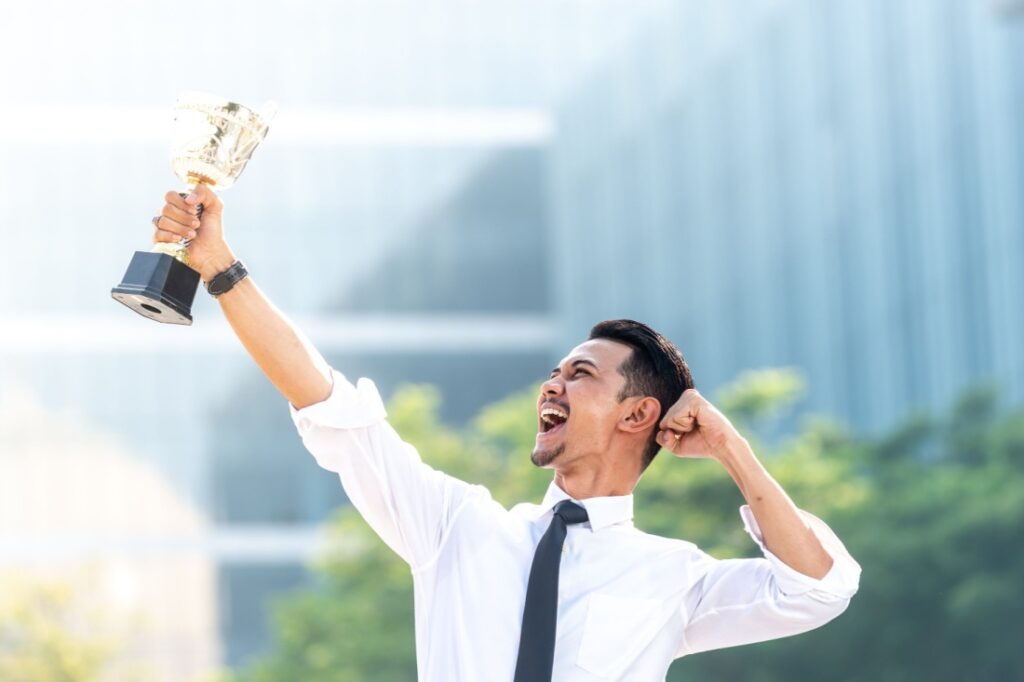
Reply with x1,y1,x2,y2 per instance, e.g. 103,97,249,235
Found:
154,186,860,681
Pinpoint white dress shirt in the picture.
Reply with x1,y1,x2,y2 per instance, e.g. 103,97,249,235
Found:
290,370,862,682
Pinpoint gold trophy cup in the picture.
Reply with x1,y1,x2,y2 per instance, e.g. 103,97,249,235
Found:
111,92,274,325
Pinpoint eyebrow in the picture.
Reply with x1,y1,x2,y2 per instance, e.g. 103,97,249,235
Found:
549,358,599,377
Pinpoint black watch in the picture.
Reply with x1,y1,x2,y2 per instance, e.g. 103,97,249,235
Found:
206,260,248,297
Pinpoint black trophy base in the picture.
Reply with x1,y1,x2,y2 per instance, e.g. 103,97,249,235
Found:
111,250,200,325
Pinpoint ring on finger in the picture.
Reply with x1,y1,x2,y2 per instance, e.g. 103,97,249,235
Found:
151,215,161,228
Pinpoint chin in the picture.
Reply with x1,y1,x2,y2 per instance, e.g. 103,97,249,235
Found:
531,443,564,468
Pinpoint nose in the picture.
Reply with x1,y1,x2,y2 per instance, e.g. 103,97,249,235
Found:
541,376,564,398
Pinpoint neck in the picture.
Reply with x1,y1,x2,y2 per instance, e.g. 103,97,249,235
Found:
553,468,637,500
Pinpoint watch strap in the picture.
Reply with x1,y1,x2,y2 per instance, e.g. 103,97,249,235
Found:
206,260,248,297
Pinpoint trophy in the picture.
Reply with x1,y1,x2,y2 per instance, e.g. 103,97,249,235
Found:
111,91,274,325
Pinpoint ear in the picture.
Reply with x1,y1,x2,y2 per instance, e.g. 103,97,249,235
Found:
618,396,662,434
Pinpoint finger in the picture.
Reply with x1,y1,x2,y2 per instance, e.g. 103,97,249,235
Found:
154,228,184,243
162,203,201,230
661,429,709,458
675,433,711,458
659,391,702,431
165,190,194,214
658,405,680,431
185,184,222,213
657,429,681,451
660,412,696,433
153,215,197,239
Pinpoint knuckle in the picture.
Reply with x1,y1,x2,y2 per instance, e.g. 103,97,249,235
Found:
201,187,221,204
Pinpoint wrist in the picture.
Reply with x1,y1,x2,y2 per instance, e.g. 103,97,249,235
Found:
197,247,237,282
717,437,759,475
719,440,770,500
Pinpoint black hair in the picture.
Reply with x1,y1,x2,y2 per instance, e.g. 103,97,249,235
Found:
588,319,695,471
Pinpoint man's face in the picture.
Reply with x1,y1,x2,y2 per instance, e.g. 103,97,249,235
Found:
532,338,633,468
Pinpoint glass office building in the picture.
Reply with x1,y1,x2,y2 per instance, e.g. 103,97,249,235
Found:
549,0,1024,434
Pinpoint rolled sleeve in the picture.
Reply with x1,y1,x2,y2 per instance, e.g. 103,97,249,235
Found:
739,504,861,600
677,506,861,658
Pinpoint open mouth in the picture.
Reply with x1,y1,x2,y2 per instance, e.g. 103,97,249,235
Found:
539,404,569,436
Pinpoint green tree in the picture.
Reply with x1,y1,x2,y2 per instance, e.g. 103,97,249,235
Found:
674,384,1024,682
0,575,115,682
236,372,1024,682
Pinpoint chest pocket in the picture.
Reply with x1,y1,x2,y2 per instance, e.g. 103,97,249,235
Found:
575,592,666,678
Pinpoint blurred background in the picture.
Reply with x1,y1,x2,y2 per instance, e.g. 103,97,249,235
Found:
2,0,1023,680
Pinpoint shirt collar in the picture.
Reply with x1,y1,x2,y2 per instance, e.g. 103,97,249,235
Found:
537,480,634,532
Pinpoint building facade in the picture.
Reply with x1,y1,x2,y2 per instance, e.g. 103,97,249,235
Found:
549,0,1024,434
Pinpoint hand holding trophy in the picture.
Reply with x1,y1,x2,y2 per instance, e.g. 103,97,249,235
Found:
111,92,274,325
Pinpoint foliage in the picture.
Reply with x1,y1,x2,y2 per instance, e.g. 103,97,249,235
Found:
234,372,1024,682
673,383,1024,682
0,575,115,682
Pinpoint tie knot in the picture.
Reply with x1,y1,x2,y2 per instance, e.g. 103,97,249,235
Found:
553,499,589,525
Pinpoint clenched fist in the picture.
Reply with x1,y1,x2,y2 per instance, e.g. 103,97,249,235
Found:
153,184,235,281
655,388,744,460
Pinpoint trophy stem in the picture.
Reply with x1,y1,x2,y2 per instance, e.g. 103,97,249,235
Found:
152,241,190,264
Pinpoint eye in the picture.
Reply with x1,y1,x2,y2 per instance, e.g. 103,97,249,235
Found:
573,368,591,378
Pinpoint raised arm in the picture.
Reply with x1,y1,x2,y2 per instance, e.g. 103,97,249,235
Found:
154,185,486,568
657,389,860,655
658,388,837,577
154,184,331,408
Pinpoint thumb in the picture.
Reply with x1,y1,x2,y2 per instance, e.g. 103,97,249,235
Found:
185,184,222,212
184,185,204,205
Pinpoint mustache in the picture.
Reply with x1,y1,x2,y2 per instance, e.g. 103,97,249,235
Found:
541,398,570,412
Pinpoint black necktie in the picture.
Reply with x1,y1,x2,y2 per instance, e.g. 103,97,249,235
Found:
514,499,590,682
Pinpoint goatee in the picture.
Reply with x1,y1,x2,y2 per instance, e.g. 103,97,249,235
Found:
531,443,564,468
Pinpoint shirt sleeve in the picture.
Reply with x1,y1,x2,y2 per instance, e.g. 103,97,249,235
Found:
289,368,486,570
676,505,861,657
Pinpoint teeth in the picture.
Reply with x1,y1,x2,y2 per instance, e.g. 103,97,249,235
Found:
541,407,568,425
